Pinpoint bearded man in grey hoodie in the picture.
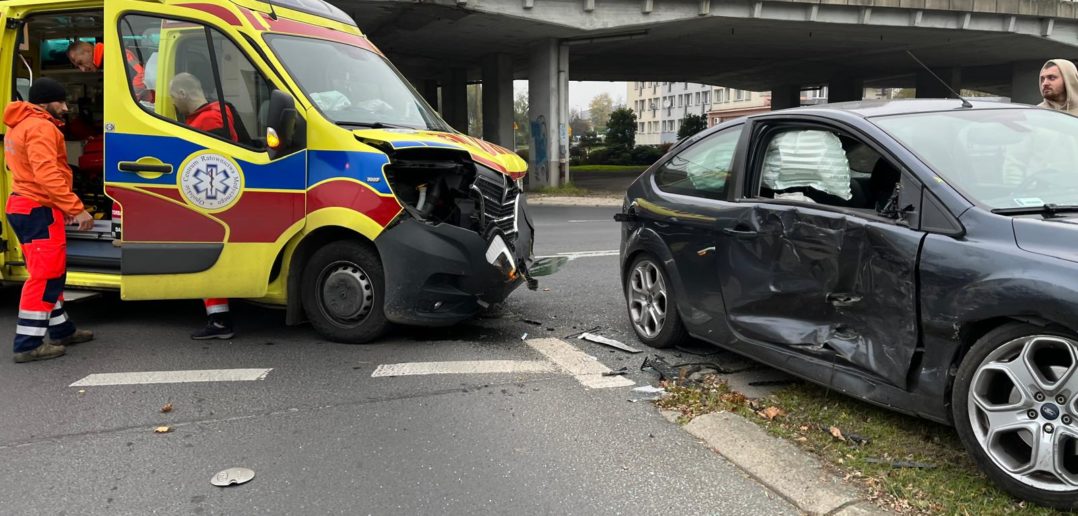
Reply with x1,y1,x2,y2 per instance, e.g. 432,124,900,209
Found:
1039,59,1078,115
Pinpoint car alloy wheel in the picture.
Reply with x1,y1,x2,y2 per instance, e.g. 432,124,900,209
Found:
628,259,668,339
966,333,1078,493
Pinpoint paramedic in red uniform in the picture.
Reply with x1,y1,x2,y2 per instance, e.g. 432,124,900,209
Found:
3,78,95,363
170,73,237,340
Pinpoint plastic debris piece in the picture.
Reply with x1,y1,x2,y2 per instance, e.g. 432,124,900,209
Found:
578,332,642,353
211,467,256,487
632,385,666,394
520,318,542,326
161,403,173,413
153,426,172,434
521,333,528,341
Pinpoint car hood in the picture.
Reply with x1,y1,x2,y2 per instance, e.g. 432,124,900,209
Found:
1013,217,1078,264
352,128,527,179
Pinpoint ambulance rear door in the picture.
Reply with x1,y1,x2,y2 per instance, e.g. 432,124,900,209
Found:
104,0,307,300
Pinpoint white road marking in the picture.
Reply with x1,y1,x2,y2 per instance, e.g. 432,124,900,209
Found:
525,338,635,389
69,368,273,387
371,360,557,377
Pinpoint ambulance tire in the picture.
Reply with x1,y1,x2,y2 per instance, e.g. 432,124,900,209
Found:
302,240,390,344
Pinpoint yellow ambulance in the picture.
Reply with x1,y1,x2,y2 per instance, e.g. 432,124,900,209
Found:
0,0,534,342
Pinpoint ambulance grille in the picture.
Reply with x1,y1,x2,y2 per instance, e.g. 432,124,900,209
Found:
472,170,520,238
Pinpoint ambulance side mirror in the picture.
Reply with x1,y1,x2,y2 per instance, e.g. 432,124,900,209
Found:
267,90,300,158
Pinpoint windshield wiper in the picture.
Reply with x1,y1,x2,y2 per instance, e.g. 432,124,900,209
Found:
335,121,413,129
992,204,1078,218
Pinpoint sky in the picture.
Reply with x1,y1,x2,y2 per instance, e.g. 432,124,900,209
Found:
513,80,627,112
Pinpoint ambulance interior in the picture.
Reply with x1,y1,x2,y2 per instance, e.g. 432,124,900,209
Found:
10,10,116,272
11,9,271,273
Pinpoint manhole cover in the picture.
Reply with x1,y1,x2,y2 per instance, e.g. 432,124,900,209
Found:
211,467,255,487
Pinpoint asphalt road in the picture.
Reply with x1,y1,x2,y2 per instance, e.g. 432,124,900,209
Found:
0,205,795,515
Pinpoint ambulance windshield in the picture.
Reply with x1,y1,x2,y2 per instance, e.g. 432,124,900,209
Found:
266,34,450,132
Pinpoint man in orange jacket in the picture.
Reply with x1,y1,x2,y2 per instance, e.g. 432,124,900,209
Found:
3,78,95,363
67,41,152,101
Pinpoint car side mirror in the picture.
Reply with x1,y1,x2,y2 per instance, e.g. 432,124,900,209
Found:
267,89,299,158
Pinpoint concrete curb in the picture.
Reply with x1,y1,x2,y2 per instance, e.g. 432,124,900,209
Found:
527,195,622,207
661,410,890,516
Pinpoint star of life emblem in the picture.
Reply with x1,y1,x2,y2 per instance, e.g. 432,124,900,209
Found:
179,153,242,211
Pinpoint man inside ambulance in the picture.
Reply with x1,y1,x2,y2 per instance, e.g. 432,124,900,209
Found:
169,72,238,340
66,40,154,103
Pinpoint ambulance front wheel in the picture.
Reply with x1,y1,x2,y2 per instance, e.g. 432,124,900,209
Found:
301,240,390,343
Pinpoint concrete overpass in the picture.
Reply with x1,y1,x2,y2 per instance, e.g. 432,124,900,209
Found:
328,0,1078,186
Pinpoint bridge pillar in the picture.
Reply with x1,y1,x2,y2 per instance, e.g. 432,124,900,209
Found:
419,79,439,111
771,85,801,110
482,53,514,148
1011,61,1045,105
442,67,470,133
528,39,569,188
828,76,864,103
915,68,961,99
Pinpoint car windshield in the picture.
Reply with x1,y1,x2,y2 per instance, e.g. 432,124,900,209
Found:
265,34,450,131
873,108,1078,210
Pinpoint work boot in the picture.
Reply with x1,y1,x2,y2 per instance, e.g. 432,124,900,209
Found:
50,329,94,347
191,315,234,340
13,342,65,363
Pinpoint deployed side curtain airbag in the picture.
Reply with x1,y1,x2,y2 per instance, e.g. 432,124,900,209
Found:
762,130,852,200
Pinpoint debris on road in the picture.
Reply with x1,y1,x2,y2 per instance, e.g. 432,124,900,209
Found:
578,332,641,353
211,467,256,487
864,458,936,469
602,367,630,376
632,385,666,394
520,318,543,326
521,333,528,340
628,397,663,403
153,426,172,434
528,256,568,277
641,355,680,381
565,326,601,339
161,403,173,413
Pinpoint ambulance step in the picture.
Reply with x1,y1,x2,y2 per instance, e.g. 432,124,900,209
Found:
63,290,102,303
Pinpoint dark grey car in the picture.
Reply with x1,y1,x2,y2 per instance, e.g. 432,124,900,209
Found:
618,99,1078,509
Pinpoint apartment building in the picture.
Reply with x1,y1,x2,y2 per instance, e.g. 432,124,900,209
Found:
627,81,718,146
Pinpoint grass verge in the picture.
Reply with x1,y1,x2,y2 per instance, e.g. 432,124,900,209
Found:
570,165,649,174
656,377,1061,515
532,182,589,196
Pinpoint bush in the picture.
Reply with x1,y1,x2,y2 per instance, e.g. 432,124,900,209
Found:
629,145,665,166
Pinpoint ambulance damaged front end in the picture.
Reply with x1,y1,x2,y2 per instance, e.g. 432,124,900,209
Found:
265,27,536,326
359,129,537,326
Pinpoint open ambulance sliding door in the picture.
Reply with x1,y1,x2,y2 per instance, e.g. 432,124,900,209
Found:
104,0,306,300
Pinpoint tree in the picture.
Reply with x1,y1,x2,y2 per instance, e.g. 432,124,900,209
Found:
513,92,530,150
677,113,707,140
569,109,591,140
588,93,615,132
605,107,637,151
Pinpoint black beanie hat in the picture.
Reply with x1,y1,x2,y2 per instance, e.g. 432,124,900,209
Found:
29,78,67,105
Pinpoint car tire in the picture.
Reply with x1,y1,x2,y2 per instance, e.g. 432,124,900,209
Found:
952,322,1078,510
624,254,687,349
301,240,390,344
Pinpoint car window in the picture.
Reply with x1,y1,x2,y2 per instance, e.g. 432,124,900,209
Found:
654,125,742,200
120,14,273,149
756,127,901,213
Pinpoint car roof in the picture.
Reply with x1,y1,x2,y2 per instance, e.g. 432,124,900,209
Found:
753,98,1032,119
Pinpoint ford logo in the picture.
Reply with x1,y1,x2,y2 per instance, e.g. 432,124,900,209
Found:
1042,403,1061,421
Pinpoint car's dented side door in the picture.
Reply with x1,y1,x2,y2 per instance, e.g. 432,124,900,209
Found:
716,118,925,388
